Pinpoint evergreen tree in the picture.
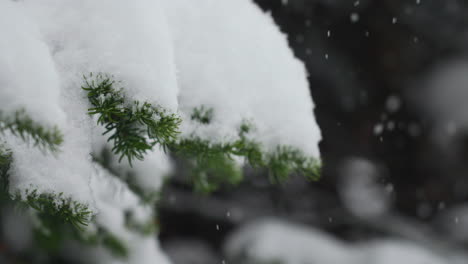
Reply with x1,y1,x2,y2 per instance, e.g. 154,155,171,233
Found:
0,0,321,263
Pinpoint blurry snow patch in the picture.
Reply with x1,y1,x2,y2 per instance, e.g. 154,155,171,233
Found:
436,205,468,243
373,123,384,135
224,219,356,264
338,158,392,219
225,219,451,264
419,60,468,128
357,240,446,264
385,95,402,113
162,0,321,157
350,12,360,23
80,237,172,264
414,60,468,149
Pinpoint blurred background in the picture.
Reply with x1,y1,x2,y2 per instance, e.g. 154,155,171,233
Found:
159,0,468,263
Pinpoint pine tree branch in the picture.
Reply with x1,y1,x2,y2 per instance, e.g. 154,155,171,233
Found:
0,146,12,193
0,144,99,257
191,105,214,124
13,190,93,231
266,146,321,183
171,116,322,192
82,73,181,166
0,110,63,152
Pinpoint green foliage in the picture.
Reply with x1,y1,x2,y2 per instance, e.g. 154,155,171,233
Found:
266,146,321,183
170,138,242,192
0,73,322,262
0,188,96,257
82,73,181,165
28,207,127,259
7,190,127,259
171,115,321,192
0,115,98,257
191,105,214,124
192,155,241,193
0,146,12,192
14,190,93,231
170,117,259,192
0,110,63,152
84,76,321,193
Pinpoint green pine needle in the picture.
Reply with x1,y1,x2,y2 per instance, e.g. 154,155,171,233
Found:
171,116,321,192
0,146,11,180
14,190,93,231
0,146,12,197
82,73,181,165
191,105,214,124
267,146,321,183
0,110,63,152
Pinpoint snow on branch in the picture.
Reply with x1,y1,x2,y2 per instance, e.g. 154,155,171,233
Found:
13,190,93,231
171,115,321,193
0,110,63,152
87,77,322,194
82,73,181,165
0,0,322,262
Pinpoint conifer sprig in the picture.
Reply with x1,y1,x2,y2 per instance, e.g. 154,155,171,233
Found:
171,116,321,192
0,146,12,192
267,146,321,183
14,190,93,230
0,110,63,152
172,138,243,192
82,73,181,165
191,105,214,124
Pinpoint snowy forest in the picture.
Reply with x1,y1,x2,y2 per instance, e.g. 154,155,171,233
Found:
1,0,468,263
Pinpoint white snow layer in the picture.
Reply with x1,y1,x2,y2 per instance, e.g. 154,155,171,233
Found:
0,1,65,127
162,0,322,157
225,219,356,264
19,0,179,112
0,0,321,263
225,219,453,264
